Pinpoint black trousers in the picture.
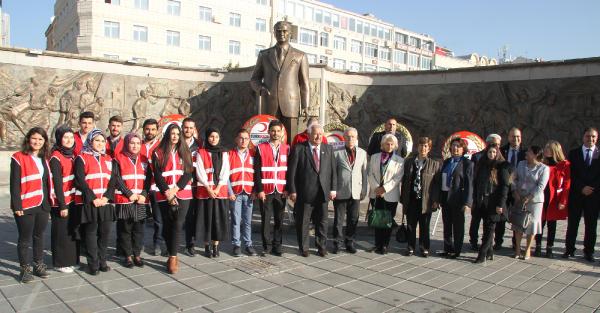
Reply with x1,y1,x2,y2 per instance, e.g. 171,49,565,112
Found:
117,219,145,257
159,199,190,257
441,203,465,255
535,220,557,248
565,200,599,255
477,217,496,259
406,198,432,251
15,210,49,266
469,206,484,245
51,206,79,268
185,198,198,247
333,199,360,245
373,200,397,249
83,220,112,269
259,192,285,250
295,199,328,252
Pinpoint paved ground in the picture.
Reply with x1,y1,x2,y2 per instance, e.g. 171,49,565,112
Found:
0,203,599,313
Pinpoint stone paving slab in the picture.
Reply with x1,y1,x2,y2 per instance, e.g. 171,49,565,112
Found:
0,207,599,313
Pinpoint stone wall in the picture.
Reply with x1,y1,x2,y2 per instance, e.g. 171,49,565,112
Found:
1,47,599,154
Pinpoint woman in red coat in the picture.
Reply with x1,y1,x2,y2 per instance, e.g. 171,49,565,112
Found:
534,140,570,258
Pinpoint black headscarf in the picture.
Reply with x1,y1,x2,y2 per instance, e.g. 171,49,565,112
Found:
204,127,223,184
53,125,75,158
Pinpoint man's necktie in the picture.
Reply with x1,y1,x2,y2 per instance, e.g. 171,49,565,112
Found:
585,148,592,166
313,147,320,173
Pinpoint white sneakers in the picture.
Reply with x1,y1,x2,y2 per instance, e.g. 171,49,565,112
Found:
55,266,74,273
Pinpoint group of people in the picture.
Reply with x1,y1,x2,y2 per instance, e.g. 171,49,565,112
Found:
10,112,600,284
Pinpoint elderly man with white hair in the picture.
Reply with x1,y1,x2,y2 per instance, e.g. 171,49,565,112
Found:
291,117,328,147
332,128,368,254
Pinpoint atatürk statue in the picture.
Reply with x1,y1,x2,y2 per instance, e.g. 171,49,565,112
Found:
250,20,310,140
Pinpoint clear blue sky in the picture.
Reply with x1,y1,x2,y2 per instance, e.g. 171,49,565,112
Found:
3,0,600,61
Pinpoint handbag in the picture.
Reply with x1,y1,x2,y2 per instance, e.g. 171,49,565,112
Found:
396,212,408,243
367,198,393,229
509,199,531,231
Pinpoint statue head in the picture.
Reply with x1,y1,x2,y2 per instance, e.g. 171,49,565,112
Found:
274,21,292,45
140,90,147,98
168,90,176,97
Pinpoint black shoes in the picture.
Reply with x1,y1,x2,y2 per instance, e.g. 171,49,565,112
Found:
332,243,339,254
533,246,542,257
233,246,242,257
33,263,49,279
212,245,220,258
204,245,212,258
271,246,282,257
346,244,357,254
493,244,502,251
405,249,414,257
317,248,328,257
185,246,196,257
99,264,111,272
300,250,309,257
124,258,134,269
19,265,34,283
421,250,429,258
562,251,574,259
245,246,257,256
584,254,595,263
133,256,144,267
546,248,554,259
470,243,479,251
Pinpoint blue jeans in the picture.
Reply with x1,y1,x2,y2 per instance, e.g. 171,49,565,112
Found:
230,193,253,247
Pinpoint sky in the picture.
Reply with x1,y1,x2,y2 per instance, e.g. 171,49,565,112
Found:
2,0,600,61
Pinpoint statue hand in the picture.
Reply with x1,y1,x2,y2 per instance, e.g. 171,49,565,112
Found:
259,87,271,96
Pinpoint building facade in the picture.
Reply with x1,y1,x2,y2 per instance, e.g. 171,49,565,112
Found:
45,0,436,71
0,10,9,47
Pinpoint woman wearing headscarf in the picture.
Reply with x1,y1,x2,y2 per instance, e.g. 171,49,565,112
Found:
10,127,52,283
49,125,79,273
195,127,230,258
74,128,116,275
114,133,151,268
151,123,193,274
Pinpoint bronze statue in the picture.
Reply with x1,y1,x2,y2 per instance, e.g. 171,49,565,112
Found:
250,20,309,140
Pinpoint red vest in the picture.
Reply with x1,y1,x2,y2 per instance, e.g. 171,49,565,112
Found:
114,153,148,204
11,152,50,211
74,152,112,205
257,142,288,194
141,139,160,192
74,132,85,156
228,149,254,195
153,150,193,202
195,149,229,199
49,151,76,207
105,137,124,158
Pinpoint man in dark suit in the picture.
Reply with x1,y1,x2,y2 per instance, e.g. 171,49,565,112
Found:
367,117,409,158
288,124,337,257
563,127,600,262
250,20,310,142
495,127,526,250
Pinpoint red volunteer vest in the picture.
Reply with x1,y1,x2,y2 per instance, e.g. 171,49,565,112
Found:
74,132,85,156
105,137,124,158
12,152,50,211
49,151,76,207
114,153,148,204
228,149,254,195
141,139,159,192
195,149,229,199
74,152,112,205
153,150,192,202
257,142,288,194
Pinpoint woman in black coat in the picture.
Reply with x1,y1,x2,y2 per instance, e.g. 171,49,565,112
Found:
473,144,510,263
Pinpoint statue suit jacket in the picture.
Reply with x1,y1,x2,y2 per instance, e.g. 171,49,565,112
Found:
250,45,310,118
287,142,337,204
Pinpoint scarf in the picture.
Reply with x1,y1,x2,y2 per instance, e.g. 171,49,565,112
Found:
122,132,141,160
203,127,223,183
52,125,75,158
204,127,224,153
82,128,105,157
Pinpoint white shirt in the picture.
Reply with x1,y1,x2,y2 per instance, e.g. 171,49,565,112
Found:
32,155,44,175
582,145,597,162
237,148,248,163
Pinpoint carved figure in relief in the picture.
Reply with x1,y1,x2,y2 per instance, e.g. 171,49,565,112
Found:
160,89,180,117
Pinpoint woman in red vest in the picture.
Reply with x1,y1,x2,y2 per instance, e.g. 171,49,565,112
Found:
74,129,116,276
195,127,230,258
114,133,150,268
10,127,52,283
152,123,193,274
49,125,79,274
534,140,571,258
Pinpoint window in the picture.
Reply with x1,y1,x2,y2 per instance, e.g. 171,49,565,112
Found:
256,0,267,5
378,67,391,72
333,58,346,70
166,30,180,46
341,16,348,29
394,50,406,64
305,6,314,22
323,11,331,25
103,54,119,60
333,36,346,51
105,0,120,5
315,9,323,23
199,6,212,21
395,32,406,44
384,29,391,40
350,40,362,54
422,41,433,51
229,13,241,27
363,64,376,72
299,28,317,46
319,32,328,47
229,40,240,55
104,21,119,38
349,62,361,71
363,22,370,35
255,45,266,57
131,57,146,63
356,20,363,33
167,1,180,16
319,55,328,65
332,14,339,27
134,0,148,10
295,3,304,19
133,25,148,42
166,61,179,66
408,53,419,67
421,56,432,69
409,36,420,48
370,24,377,37
349,18,356,31
306,54,317,64
256,18,266,32
378,27,384,39
379,47,390,61
198,35,211,50
364,42,377,58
